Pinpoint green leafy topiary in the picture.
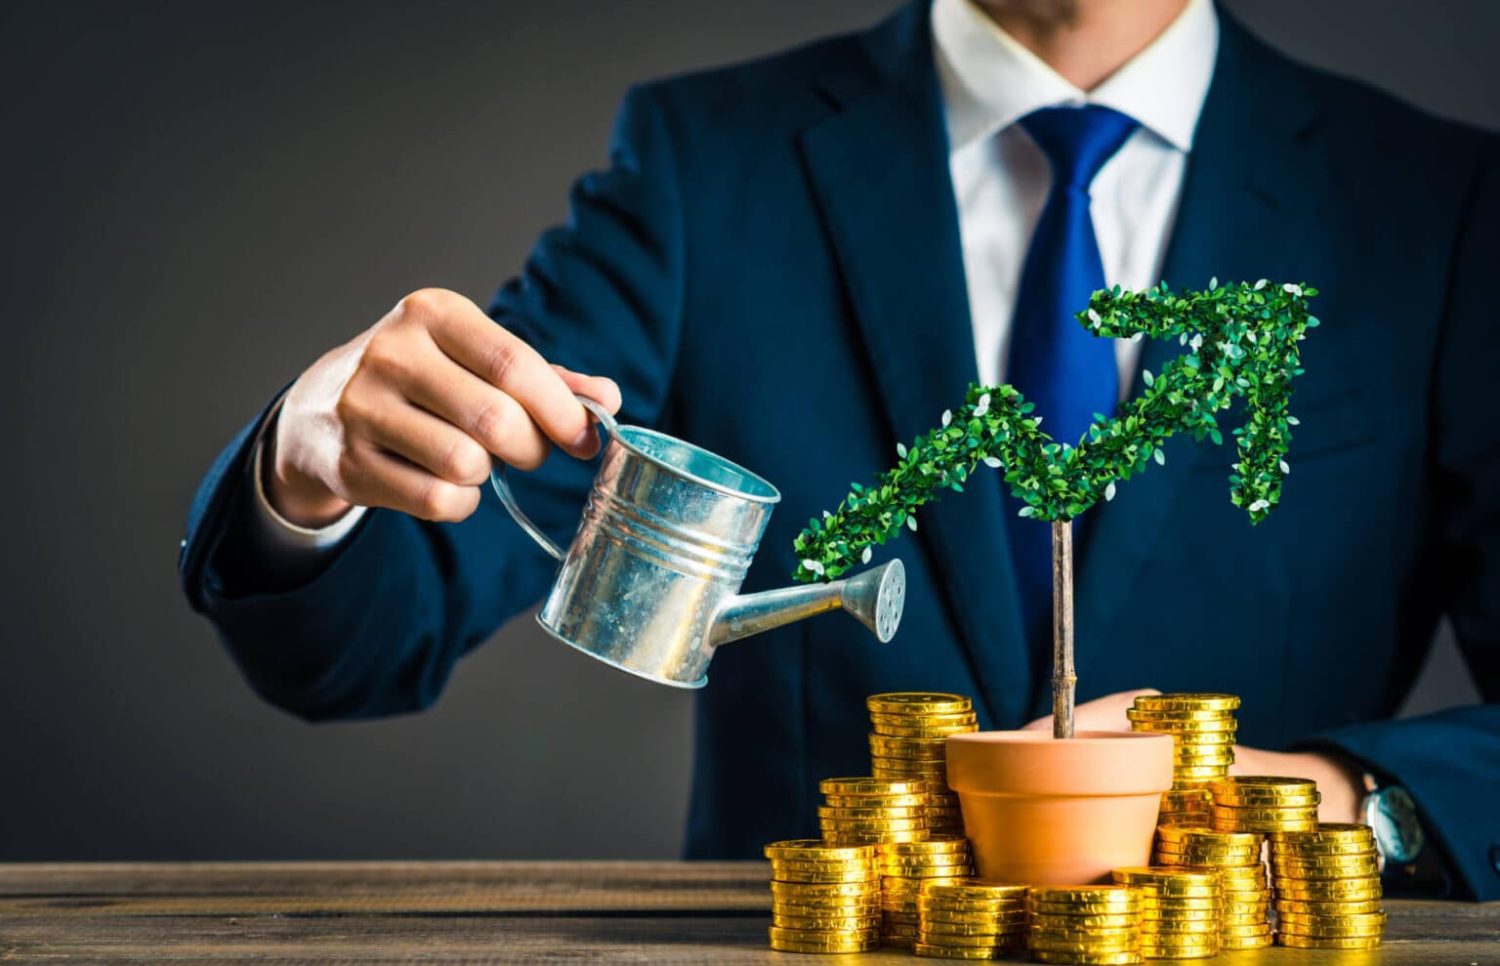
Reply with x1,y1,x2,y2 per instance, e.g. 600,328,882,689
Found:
793,280,1319,582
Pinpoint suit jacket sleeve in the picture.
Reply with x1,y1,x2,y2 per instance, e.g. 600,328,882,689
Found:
1301,132,1500,900
178,84,685,721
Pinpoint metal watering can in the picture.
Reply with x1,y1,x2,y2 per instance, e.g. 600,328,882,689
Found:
491,396,906,688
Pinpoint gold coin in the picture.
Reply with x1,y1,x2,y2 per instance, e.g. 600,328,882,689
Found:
1211,817,1318,834
1155,826,1261,847
1031,950,1144,965
881,835,969,853
1136,896,1222,912
872,761,950,780
764,839,875,861
870,707,977,726
1208,774,1317,797
1111,867,1218,888
818,803,928,819
1212,802,1319,820
918,906,1027,924
773,902,879,919
766,925,880,943
819,777,929,797
883,866,974,881
768,850,876,866
919,931,1024,948
914,941,1022,959
869,734,950,759
1271,846,1378,864
1134,693,1241,711
770,868,879,884
1173,750,1236,766
1271,822,1375,844
1031,885,1137,905
868,692,974,715
824,793,930,808
1222,913,1269,927
1278,909,1386,927
1139,908,1219,924
768,933,880,954
820,813,929,830
921,880,1029,901
1029,912,1138,930
1273,879,1382,901
1274,898,1383,915
771,880,879,897
1272,860,1380,880
823,829,929,845
1030,938,1141,955
1223,935,1274,950
1278,921,1386,939
1153,844,1260,862
1029,925,1139,942
873,721,979,738
921,918,1026,936
1222,921,1272,934
1127,713,1237,733
1271,840,1376,858
1277,933,1382,950
771,911,882,929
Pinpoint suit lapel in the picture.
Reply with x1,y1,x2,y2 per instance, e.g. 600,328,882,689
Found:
1065,11,1325,706
796,4,1031,727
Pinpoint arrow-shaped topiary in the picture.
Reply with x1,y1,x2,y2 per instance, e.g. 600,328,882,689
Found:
793,279,1319,737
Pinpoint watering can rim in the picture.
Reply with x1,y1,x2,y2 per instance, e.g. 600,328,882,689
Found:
586,397,781,506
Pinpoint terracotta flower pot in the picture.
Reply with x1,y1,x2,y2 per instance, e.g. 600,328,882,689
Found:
946,730,1174,885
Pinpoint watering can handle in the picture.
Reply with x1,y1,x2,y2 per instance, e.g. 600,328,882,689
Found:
489,393,620,563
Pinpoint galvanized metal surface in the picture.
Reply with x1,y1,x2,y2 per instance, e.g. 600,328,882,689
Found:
492,396,905,687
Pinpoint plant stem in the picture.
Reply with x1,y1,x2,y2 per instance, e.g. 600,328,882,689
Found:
1052,519,1076,739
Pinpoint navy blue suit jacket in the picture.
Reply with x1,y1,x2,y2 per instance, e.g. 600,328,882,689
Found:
181,4,1500,897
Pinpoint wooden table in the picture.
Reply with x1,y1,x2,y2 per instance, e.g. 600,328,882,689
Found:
0,862,1494,962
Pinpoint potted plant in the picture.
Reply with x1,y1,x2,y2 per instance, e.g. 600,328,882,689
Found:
793,279,1319,883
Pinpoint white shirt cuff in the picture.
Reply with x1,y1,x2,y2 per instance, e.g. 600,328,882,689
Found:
248,402,368,558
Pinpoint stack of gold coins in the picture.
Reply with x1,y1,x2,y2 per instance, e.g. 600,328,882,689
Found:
877,836,974,948
1156,788,1212,828
1208,777,1321,835
1127,694,1239,789
765,840,881,954
1112,867,1221,960
916,880,1029,960
1027,885,1142,965
1153,826,1272,950
867,692,977,834
1270,823,1385,950
819,777,930,845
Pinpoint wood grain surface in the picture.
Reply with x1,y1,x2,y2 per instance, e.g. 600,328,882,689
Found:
0,861,1494,963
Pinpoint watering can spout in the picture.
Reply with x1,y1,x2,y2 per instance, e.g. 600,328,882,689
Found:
709,559,906,648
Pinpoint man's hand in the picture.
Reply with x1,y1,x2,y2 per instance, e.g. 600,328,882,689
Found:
1024,689,1364,823
267,288,622,528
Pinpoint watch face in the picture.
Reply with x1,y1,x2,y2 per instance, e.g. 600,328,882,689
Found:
1369,786,1424,866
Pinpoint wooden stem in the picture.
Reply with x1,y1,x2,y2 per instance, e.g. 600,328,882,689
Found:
1051,519,1076,740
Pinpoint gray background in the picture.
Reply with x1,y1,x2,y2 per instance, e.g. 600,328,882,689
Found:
3,0,1493,861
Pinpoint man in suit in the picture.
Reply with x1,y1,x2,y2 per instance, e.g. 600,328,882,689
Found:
181,0,1499,899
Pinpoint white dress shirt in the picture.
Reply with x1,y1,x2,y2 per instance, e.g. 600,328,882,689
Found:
249,0,1220,555
934,0,1218,388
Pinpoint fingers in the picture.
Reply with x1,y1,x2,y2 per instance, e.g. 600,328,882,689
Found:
340,438,482,523
552,365,622,458
426,298,598,457
393,341,552,471
361,394,494,486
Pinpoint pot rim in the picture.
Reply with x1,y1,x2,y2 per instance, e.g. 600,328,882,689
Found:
945,729,1175,797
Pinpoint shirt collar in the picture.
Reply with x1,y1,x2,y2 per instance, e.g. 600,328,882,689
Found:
932,0,1219,153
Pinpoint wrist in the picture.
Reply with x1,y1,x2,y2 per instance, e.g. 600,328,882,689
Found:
264,422,352,529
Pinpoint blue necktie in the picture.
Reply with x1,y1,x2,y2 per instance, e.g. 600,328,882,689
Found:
1004,105,1140,650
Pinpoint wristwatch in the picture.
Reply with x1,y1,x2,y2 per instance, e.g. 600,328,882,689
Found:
1361,773,1425,872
